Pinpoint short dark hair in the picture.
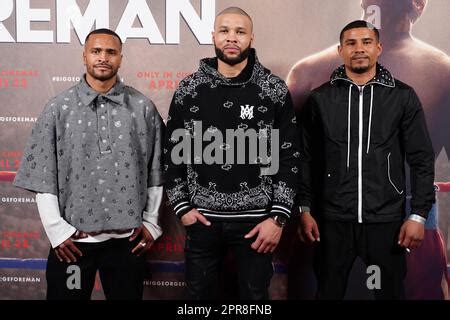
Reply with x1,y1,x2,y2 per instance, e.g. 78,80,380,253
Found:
85,28,122,46
339,20,380,44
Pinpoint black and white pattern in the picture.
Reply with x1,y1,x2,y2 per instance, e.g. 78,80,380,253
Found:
186,166,272,213
164,49,300,220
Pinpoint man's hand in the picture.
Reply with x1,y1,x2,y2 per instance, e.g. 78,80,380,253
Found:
181,208,211,227
398,220,425,250
244,218,283,253
298,212,320,243
130,225,155,256
54,230,86,263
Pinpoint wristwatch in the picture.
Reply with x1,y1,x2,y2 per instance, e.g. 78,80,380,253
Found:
271,215,288,228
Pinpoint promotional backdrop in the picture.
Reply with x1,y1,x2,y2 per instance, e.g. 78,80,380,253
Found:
0,0,449,299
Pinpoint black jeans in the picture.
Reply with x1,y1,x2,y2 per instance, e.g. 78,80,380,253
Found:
314,220,406,300
184,221,273,300
46,237,145,300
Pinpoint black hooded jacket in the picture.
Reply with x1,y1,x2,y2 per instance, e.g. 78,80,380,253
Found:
299,64,435,223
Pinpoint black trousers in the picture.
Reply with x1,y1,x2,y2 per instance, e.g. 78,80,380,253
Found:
46,237,145,300
314,220,406,300
184,221,273,300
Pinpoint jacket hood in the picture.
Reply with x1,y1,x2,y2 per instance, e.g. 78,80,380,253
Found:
198,48,265,87
330,63,395,88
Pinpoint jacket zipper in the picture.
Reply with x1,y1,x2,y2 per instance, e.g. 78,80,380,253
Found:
332,76,395,224
347,85,353,170
358,86,364,223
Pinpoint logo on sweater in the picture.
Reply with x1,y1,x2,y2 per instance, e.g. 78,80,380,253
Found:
240,105,254,120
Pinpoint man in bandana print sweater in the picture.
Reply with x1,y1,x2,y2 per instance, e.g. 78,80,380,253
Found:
164,7,299,300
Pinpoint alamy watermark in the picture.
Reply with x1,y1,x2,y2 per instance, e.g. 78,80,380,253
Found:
66,265,81,290
169,121,281,175
366,265,381,290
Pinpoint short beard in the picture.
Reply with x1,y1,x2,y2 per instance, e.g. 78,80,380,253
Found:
350,65,370,74
215,45,251,66
88,67,118,82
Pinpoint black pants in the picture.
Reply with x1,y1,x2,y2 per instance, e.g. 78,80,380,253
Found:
46,237,145,300
184,221,273,300
314,220,406,300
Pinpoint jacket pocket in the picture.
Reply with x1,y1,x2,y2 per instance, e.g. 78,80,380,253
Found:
387,152,403,195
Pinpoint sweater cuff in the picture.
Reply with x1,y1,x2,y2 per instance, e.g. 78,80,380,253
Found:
270,203,291,218
172,200,193,218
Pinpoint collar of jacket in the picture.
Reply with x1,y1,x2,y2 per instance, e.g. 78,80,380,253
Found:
330,63,395,88
77,74,126,108
198,48,265,87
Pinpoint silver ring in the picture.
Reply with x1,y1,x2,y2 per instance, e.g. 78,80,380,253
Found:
140,242,146,247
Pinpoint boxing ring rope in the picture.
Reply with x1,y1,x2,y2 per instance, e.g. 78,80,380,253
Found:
1,171,450,192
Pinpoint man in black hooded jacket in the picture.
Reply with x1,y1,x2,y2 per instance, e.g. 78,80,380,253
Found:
298,20,435,299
